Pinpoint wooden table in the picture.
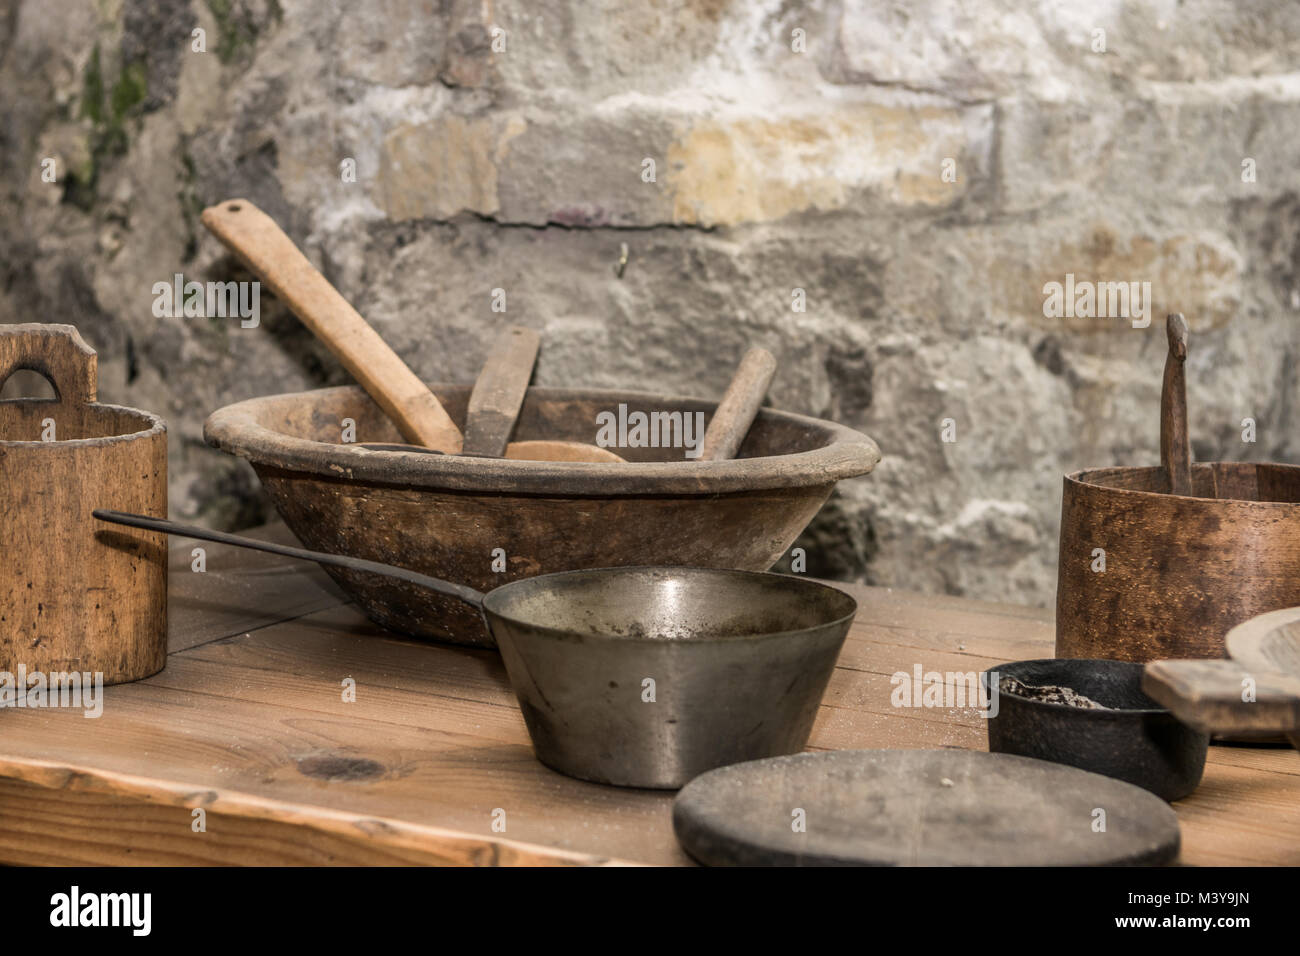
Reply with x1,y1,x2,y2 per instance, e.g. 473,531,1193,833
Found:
1,526,1296,866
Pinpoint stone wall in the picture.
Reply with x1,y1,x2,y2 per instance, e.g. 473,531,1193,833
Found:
2,0,1298,608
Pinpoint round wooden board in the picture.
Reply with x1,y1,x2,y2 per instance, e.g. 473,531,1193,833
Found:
672,750,1180,866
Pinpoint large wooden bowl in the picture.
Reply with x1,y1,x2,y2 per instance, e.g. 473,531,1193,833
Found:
204,385,880,647
1056,462,1300,663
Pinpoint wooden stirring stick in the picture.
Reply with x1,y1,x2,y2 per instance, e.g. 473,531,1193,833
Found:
1160,313,1192,496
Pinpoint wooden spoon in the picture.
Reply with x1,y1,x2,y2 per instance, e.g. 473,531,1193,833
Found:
1160,313,1192,495
699,346,776,461
200,199,621,463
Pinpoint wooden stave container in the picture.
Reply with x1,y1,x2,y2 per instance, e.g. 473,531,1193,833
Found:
0,324,168,685
1055,461,1300,663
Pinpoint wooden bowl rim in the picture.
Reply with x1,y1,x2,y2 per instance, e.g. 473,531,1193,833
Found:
203,384,881,495
1226,607,1300,674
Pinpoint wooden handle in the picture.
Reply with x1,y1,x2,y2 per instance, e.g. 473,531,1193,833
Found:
462,326,540,458
1142,659,1300,735
1160,313,1191,495
0,323,97,406
699,347,777,461
200,199,462,452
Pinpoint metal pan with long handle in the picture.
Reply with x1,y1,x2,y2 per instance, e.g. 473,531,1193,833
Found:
94,509,856,789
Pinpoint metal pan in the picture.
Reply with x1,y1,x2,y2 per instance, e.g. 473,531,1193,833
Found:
981,659,1208,801
94,510,857,789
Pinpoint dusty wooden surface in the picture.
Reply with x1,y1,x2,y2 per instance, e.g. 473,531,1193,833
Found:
0,525,1296,866
673,750,1182,866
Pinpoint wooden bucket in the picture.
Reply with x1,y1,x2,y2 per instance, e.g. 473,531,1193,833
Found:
1055,315,1300,662
0,324,167,684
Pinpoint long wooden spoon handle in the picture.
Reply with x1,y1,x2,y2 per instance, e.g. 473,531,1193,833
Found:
463,326,541,458
201,199,462,452
1160,313,1191,495
699,347,777,461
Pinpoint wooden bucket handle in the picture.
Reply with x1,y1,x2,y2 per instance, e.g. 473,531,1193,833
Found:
0,323,97,406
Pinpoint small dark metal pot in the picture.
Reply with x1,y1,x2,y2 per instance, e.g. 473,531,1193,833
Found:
981,659,1208,802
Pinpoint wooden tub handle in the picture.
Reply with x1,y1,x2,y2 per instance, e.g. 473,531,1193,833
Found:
200,199,463,452
0,323,97,406
1160,313,1192,495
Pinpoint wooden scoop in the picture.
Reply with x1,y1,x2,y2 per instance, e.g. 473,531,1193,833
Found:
200,199,620,462
1160,313,1192,495
1143,609,1300,749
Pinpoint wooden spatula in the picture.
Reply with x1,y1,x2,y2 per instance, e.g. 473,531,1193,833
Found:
201,200,621,462
202,199,461,451
358,325,624,462
461,325,622,461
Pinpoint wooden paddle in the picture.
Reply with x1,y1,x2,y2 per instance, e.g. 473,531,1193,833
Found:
201,200,620,462
1143,609,1300,749
363,341,775,463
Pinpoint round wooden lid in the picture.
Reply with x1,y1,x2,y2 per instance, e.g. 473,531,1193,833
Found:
673,750,1180,866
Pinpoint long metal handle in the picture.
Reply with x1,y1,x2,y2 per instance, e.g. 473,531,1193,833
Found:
93,510,487,609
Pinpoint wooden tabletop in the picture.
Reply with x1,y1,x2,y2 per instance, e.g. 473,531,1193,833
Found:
1,526,1296,866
